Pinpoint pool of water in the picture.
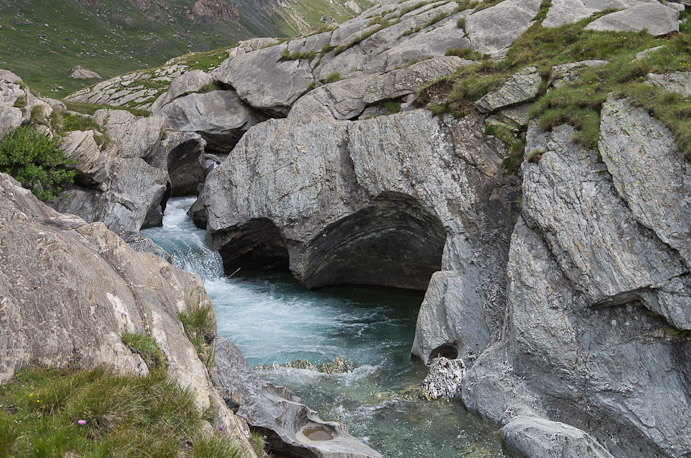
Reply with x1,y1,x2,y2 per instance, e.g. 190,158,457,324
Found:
143,197,507,457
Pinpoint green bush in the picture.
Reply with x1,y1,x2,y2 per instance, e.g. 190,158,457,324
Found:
0,126,75,201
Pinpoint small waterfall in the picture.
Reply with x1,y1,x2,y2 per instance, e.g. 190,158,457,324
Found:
145,197,224,281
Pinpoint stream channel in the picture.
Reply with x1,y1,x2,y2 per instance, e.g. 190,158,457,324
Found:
143,197,508,457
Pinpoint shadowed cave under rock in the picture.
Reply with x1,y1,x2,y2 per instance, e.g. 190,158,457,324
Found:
216,193,447,290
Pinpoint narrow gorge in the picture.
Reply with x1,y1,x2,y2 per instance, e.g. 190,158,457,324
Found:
0,0,689,457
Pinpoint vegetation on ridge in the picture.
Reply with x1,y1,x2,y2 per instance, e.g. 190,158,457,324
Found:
0,0,371,98
416,2,691,166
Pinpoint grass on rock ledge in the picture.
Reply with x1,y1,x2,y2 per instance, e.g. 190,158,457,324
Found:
417,2,691,165
0,338,241,457
0,366,242,457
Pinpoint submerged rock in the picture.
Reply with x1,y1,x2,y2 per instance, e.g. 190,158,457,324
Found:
214,337,382,458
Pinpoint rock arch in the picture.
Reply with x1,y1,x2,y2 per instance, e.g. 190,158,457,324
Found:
298,192,446,290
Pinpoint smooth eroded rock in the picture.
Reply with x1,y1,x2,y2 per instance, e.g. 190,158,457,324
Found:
585,3,679,35
501,416,615,458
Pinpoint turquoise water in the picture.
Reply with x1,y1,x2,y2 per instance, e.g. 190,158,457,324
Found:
143,197,507,457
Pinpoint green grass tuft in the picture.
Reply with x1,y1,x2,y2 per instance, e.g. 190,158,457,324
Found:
180,304,216,372
323,72,343,83
379,100,402,114
279,48,318,62
445,47,487,61
417,8,691,166
120,331,167,372
63,101,150,118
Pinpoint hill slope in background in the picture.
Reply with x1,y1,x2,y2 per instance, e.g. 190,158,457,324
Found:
0,0,369,98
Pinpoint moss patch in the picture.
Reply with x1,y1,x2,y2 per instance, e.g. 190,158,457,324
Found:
417,3,691,164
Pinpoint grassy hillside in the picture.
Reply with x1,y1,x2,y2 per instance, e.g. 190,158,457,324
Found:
0,0,370,98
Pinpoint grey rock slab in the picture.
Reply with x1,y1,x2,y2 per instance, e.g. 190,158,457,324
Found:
156,90,263,153
69,65,101,79
151,69,214,112
501,416,615,458
476,67,541,113
543,0,658,28
585,3,679,35
162,131,207,197
411,271,490,365
364,21,471,74
636,45,665,59
461,340,545,425
199,109,517,340
124,233,173,262
466,0,542,57
214,337,382,458
0,106,22,142
94,109,165,160
522,122,688,313
0,173,255,456
59,130,112,185
486,216,691,457
599,97,691,276
215,44,314,116
291,56,471,120
646,71,691,96
0,69,23,84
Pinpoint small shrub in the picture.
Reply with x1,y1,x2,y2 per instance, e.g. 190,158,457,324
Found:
323,72,343,83
120,331,167,371
0,125,75,201
456,16,466,29
307,81,316,91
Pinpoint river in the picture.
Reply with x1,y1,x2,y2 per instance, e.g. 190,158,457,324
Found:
143,196,507,457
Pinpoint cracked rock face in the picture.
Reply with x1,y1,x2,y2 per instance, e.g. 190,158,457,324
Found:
51,109,170,235
463,116,691,458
